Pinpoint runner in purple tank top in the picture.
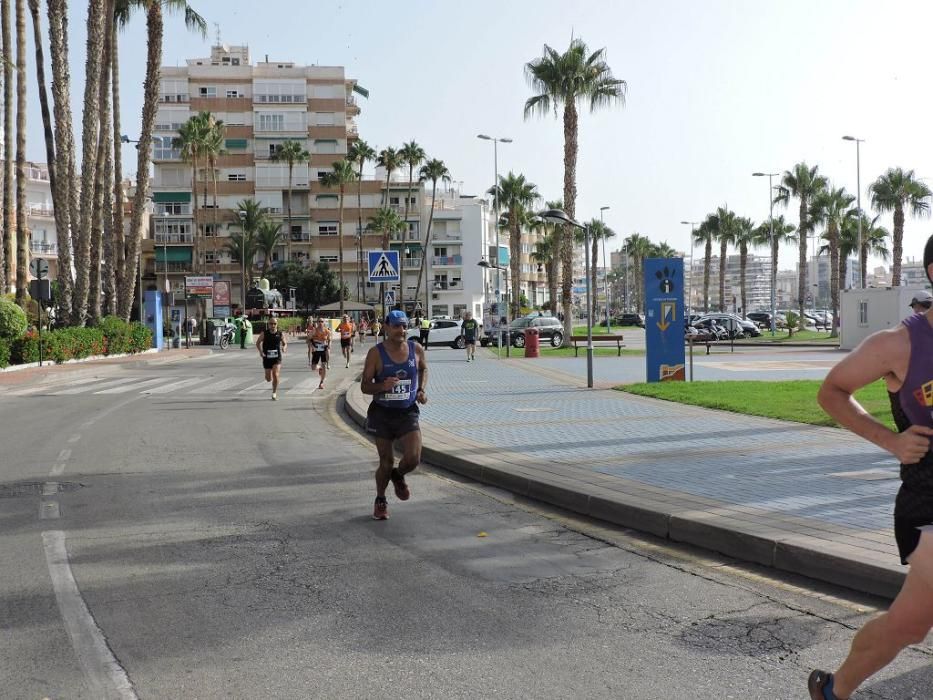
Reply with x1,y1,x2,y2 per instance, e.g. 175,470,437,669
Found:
807,235,933,700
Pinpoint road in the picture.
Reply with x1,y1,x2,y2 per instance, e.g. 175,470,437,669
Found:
1,347,931,698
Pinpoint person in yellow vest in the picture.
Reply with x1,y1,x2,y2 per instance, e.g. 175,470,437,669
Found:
337,314,355,368
418,315,431,348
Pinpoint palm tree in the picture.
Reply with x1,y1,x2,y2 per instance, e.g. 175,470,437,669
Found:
753,214,796,325
270,139,309,262
414,158,450,315
849,213,890,286
254,220,282,279
1,0,11,292
693,220,714,313
320,159,357,314
810,186,855,336
489,171,538,319
377,146,403,207
586,218,615,318
730,217,755,318
524,37,626,340
118,0,206,321
13,0,26,304
624,233,652,313
774,162,827,329
399,140,425,221
367,207,405,317
202,114,224,277
703,207,737,312
230,198,263,310
347,139,375,300
531,229,559,312
869,167,931,286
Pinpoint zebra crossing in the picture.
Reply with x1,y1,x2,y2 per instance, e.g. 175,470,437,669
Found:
3,371,326,399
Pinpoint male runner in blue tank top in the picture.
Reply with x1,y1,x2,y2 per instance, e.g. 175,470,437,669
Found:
360,309,428,520
808,234,933,700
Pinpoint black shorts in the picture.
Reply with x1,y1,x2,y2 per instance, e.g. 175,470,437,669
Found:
340,338,351,349
262,358,281,370
895,517,933,565
366,402,420,441
311,350,327,366
464,336,477,345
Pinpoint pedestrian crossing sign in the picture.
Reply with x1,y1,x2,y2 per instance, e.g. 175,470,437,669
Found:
368,250,400,282
384,290,396,306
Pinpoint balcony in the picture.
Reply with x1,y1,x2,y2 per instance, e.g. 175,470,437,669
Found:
432,281,463,292
290,232,312,242
28,203,54,217
254,94,306,104
30,241,58,255
389,204,420,217
145,261,191,274
154,233,194,244
401,258,422,270
432,255,462,266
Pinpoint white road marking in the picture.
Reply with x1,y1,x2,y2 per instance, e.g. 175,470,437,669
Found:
68,434,81,443
186,376,249,393
42,531,138,699
58,449,72,461
289,377,321,395
39,501,60,519
142,377,213,394
237,377,289,395
9,375,105,396
94,376,169,394
55,377,138,395
42,482,59,496
50,464,65,476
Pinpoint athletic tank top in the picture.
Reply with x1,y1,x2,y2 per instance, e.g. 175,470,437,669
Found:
262,331,283,359
891,313,933,517
373,339,419,408
310,328,330,351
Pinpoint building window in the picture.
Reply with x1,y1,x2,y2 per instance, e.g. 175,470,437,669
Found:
320,255,339,263
858,300,868,326
317,170,330,180
453,304,467,318
227,173,246,181
389,197,400,205
204,251,218,263
314,112,336,126
225,89,241,98
198,86,217,98
204,224,218,237
258,113,285,131
318,223,338,236
155,201,189,216
153,136,180,160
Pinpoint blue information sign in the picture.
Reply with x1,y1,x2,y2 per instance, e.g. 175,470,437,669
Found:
644,257,686,382
368,250,400,282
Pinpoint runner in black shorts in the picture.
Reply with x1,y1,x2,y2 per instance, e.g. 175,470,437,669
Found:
807,234,933,700
256,319,287,400
361,309,428,520
308,317,331,389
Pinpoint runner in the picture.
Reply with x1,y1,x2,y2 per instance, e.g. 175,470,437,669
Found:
361,309,428,520
461,311,480,362
371,318,382,340
808,234,933,700
337,314,354,368
308,317,332,389
358,316,369,344
255,318,287,400
305,317,315,366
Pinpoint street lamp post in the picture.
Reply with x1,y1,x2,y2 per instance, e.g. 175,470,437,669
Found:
237,210,248,312
539,208,594,388
680,221,700,321
752,172,779,335
600,206,610,333
478,259,509,358
842,136,864,288
477,134,512,356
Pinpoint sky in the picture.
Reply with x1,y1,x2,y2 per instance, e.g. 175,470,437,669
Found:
19,0,933,271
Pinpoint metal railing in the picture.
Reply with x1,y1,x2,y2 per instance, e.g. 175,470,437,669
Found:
402,258,422,270
432,281,463,291
30,242,57,254
154,233,194,243
28,204,54,217
432,255,462,266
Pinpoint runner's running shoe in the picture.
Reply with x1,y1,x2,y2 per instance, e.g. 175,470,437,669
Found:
807,670,836,700
390,468,410,501
373,497,389,520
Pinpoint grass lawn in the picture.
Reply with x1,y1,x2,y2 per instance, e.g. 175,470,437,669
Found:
737,329,838,344
617,379,894,430
501,345,644,358
572,324,642,335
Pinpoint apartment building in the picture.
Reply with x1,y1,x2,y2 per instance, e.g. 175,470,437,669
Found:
145,43,383,311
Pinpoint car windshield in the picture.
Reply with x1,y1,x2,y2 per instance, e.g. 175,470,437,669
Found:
510,318,532,328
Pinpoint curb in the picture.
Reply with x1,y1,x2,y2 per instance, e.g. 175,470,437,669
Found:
344,383,903,600
0,348,160,373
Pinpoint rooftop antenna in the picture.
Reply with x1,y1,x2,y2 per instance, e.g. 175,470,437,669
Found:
214,22,221,46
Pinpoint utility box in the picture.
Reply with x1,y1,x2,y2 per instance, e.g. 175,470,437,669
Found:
839,286,932,350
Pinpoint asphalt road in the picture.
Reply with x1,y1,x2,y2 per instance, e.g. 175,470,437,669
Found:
1,348,931,699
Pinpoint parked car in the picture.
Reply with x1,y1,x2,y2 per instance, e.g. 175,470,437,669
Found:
504,315,564,348
694,313,761,338
614,313,645,327
406,319,466,349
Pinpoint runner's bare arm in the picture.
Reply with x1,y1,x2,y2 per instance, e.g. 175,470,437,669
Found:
361,346,396,395
818,328,933,463
255,332,264,356
416,343,428,404
281,335,287,354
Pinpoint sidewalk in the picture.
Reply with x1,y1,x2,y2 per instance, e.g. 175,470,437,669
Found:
345,348,905,600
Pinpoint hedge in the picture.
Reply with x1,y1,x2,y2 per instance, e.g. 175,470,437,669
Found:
7,318,152,366
0,297,28,340
0,338,10,368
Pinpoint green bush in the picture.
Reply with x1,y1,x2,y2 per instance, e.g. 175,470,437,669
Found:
0,337,10,368
0,296,28,340
6,318,151,366
11,330,39,364
97,315,132,355
44,327,107,363
128,322,152,352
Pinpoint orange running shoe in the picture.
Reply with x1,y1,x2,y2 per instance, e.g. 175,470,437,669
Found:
373,497,389,520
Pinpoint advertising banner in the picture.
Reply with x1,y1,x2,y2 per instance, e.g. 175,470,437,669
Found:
213,280,230,306
185,275,214,298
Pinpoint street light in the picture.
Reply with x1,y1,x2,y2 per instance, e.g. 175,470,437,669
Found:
752,172,779,335
842,135,865,288
538,208,594,388
237,210,248,312
477,134,512,353
680,221,700,320
600,206,611,332
478,258,510,358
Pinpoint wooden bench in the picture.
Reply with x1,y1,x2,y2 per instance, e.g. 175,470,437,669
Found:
570,334,625,356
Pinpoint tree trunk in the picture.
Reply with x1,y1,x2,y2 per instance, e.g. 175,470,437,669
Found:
828,221,839,338
892,204,904,286
28,0,55,196
118,0,160,321
14,0,27,304
111,17,124,310
718,241,727,312
101,117,115,316
860,241,868,289
413,178,436,313
739,244,747,317
591,234,599,323
337,184,345,314
286,163,293,262
771,234,778,326
71,0,106,324
510,213,521,319
2,0,13,293
89,17,113,324
703,240,711,313
46,0,74,317
356,162,364,301
798,199,808,330
560,98,578,345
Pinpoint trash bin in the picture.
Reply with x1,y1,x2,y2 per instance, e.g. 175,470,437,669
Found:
240,319,253,348
524,327,540,358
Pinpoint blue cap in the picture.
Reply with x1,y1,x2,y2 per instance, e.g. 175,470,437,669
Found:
385,309,409,326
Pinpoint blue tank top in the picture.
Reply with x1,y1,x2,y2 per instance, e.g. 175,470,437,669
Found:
373,339,419,408
897,314,933,432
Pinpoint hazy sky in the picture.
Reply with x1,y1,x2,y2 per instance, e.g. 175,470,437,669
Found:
21,0,933,270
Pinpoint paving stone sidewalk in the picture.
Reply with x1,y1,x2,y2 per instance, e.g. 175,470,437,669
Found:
345,349,906,599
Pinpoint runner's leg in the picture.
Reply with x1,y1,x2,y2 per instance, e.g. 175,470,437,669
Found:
271,363,280,394
396,429,422,477
375,438,394,498
832,532,933,697
264,368,272,382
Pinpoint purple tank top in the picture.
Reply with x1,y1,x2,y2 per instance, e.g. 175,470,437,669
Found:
897,313,933,431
